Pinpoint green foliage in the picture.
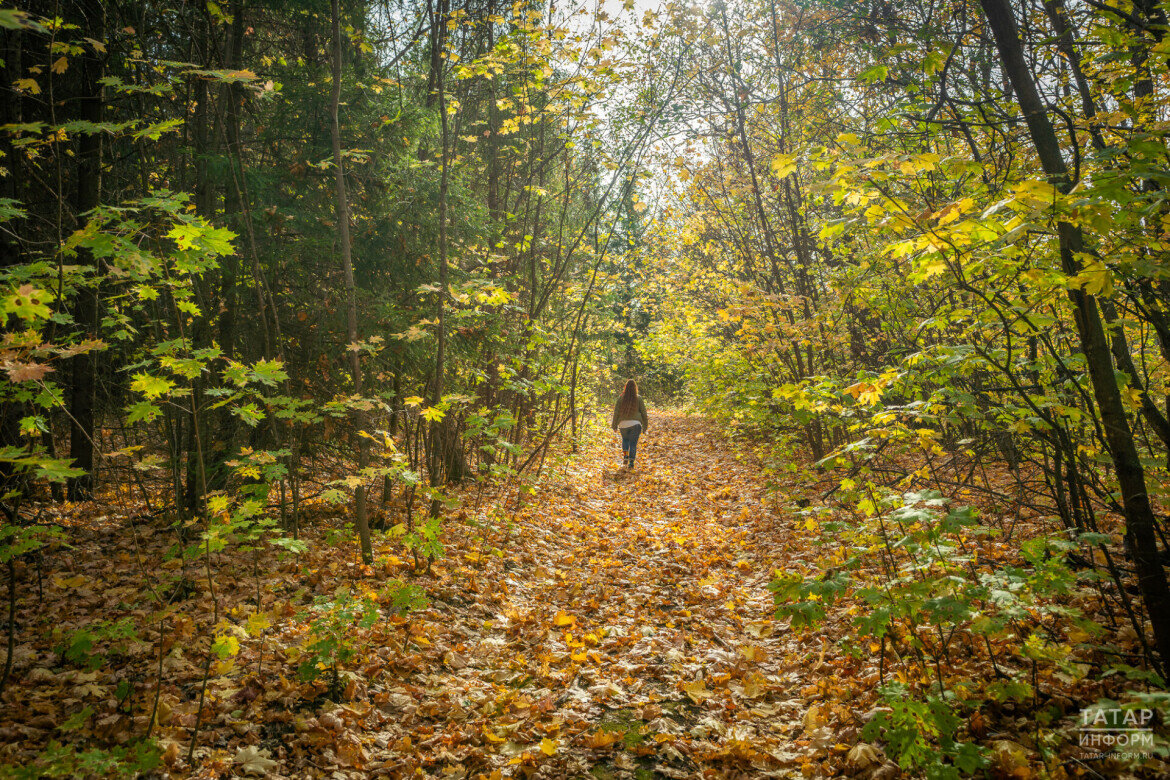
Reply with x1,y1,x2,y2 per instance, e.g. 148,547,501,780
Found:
598,709,653,749
297,588,380,694
861,685,985,779
390,515,445,562
766,483,1097,769
0,739,161,779
767,570,849,629
54,618,139,670
382,579,428,617
0,517,65,563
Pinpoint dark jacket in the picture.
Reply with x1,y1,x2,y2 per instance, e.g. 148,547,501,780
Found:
611,395,648,431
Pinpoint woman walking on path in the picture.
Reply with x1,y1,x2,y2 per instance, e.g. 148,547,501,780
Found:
611,379,649,470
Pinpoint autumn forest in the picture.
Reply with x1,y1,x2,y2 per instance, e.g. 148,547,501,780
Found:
2,0,1170,777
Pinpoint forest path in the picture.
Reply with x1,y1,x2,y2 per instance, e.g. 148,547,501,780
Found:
394,411,828,778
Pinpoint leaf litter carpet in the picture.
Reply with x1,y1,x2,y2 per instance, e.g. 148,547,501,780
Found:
352,411,825,779
5,412,851,779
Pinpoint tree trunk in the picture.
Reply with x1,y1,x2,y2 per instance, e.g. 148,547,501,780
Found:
429,0,452,509
0,26,26,496
980,0,1170,675
330,0,373,564
67,0,105,500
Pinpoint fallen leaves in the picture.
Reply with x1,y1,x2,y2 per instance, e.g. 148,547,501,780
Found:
990,739,1031,777
233,745,279,776
585,729,624,748
4,411,1094,779
845,741,883,771
746,619,775,638
739,643,767,662
52,573,87,589
681,679,712,704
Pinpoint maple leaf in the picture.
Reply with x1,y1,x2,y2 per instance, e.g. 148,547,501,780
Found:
739,644,766,662
745,620,774,638
13,77,40,94
234,746,279,776
681,679,711,704
846,743,883,772
6,362,53,382
742,672,768,698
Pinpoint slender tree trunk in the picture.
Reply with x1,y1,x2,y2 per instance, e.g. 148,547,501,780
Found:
1042,0,1106,151
429,0,451,513
66,0,105,500
715,3,786,299
218,2,244,364
980,0,1170,675
330,0,373,564
485,0,500,224
0,27,25,495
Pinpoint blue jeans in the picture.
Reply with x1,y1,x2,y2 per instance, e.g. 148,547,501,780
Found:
620,423,642,466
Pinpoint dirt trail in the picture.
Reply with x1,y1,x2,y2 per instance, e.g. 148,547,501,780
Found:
387,411,825,778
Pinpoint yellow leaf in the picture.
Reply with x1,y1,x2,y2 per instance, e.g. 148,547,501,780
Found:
212,634,240,659
1072,260,1113,297
745,620,774,638
918,255,948,279
540,738,557,756
803,703,827,730
739,645,767,663
743,671,768,698
843,381,867,399
681,679,711,703
51,56,68,74
245,612,271,636
771,153,797,178
553,610,575,628
14,78,40,95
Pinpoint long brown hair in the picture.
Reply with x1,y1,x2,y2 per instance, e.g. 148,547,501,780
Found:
616,379,639,419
